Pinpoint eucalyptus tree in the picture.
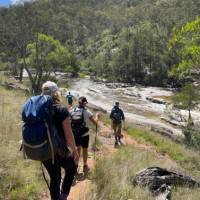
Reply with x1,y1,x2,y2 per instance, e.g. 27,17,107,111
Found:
169,17,200,82
25,33,77,93
169,18,200,146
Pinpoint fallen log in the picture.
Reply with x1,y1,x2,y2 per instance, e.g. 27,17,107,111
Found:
146,97,167,105
133,167,200,200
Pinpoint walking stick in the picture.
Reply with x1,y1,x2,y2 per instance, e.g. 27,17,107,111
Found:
94,123,98,160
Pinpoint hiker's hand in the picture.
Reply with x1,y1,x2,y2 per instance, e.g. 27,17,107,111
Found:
96,113,100,120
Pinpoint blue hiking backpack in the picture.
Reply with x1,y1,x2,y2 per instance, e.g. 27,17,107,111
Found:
22,95,67,164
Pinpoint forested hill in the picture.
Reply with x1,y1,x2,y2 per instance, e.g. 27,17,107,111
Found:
0,0,200,87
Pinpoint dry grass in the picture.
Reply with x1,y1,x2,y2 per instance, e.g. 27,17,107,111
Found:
0,86,45,200
89,146,170,200
88,145,200,200
88,112,200,200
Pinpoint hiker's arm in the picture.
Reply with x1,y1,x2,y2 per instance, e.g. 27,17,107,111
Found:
110,110,113,119
121,110,125,129
89,113,99,125
62,118,79,162
121,110,125,121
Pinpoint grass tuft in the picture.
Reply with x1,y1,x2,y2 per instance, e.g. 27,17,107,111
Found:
127,125,200,175
0,85,45,199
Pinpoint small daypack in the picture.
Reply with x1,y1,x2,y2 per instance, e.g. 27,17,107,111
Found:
22,95,67,164
112,108,122,123
70,107,89,138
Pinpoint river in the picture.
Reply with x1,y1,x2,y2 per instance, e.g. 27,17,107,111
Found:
67,78,183,138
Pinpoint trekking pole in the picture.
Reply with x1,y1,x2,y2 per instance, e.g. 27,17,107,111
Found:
94,123,98,160
41,163,50,190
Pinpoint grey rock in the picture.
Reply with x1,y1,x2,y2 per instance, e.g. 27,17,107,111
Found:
133,167,200,200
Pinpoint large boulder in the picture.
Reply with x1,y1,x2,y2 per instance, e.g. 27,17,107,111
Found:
133,167,200,200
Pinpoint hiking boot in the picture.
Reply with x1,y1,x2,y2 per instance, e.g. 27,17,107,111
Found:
83,165,90,174
60,192,68,200
72,176,76,186
114,141,118,148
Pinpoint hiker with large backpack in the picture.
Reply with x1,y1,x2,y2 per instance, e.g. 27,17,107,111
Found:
110,102,125,147
70,96,99,174
22,81,79,200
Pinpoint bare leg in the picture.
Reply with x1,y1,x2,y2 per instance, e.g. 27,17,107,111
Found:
77,146,81,158
82,148,88,166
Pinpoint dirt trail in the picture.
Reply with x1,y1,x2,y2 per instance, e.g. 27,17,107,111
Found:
40,122,177,200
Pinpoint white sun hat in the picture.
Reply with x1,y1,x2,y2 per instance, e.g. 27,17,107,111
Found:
42,81,59,94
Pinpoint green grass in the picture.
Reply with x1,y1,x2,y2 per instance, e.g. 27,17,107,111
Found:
89,147,156,200
89,145,200,200
99,112,200,175
87,113,200,199
126,125,200,176
78,71,89,78
89,146,172,200
0,86,45,200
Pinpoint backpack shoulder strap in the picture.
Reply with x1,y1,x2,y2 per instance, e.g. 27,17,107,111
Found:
81,107,85,122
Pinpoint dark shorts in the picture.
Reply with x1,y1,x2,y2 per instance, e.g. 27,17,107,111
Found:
112,121,122,136
68,100,73,105
75,135,89,148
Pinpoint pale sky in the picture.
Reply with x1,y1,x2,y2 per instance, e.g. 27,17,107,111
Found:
0,0,33,6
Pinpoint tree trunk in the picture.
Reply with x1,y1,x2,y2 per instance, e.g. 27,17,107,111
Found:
19,64,24,82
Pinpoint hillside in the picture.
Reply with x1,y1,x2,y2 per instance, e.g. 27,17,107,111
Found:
1,76,200,199
0,0,200,86
0,0,200,199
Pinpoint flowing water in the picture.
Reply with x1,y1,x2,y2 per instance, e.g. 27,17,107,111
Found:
68,78,182,136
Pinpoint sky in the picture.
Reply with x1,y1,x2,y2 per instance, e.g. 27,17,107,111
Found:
0,0,11,7
0,0,32,7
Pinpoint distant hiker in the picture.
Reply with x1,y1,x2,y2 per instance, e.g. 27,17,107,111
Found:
70,96,99,174
22,81,79,200
110,102,125,147
66,92,74,106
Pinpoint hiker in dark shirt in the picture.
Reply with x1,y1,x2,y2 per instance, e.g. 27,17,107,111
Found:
110,102,125,147
66,92,74,106
42,81,79,200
